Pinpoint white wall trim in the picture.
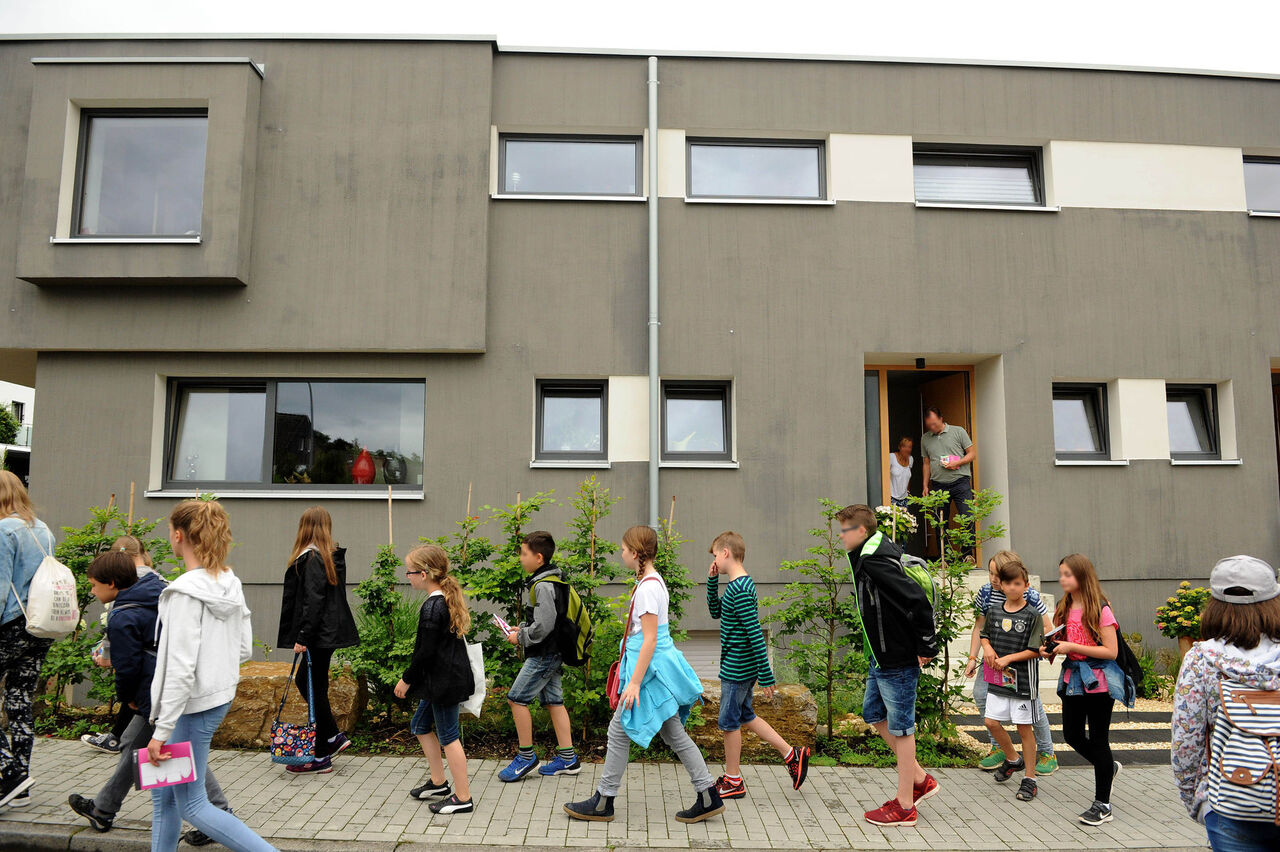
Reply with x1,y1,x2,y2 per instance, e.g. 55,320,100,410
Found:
49,236,202,244
1247,210,1280,218
1047,141,1247,211
684,197,835,206
145,489,425,499
829,134,914,203
1115,379,1171,459
491,194,645,202
915,202,1059,213
1170,459,1243,466
1054,459,1130,467
659,460,740,469
657,129,685,198
529,461,611,469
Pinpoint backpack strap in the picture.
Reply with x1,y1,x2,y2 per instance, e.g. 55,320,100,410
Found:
620,575,663,652
23,523,51,559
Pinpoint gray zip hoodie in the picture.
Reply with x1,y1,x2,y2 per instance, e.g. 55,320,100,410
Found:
1171,636,1280,822
149,567,254,743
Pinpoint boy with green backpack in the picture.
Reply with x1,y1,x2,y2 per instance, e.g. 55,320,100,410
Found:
837,504,939,828
499,531,593,782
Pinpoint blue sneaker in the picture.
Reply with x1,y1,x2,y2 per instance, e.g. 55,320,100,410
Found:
538,753,582,776
498,752,540,782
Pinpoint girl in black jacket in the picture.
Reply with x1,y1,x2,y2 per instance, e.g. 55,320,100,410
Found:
394,544,475,815
277,507,360,773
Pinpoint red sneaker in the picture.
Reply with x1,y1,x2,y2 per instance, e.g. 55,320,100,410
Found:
912,773,939,806
714,775,747,799
864,798,918,826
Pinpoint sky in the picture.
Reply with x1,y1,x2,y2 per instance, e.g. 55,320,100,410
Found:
3,0,1280,77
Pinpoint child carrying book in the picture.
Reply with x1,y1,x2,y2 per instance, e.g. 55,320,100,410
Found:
980,558,1045,802
706,531,810,799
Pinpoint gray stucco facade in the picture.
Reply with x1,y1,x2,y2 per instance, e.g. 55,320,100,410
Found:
2,37,1278,654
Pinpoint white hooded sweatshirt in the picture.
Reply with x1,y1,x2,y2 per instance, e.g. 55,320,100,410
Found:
149,567,254,743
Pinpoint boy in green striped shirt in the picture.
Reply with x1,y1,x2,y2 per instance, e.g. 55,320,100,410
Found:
707,531,811,799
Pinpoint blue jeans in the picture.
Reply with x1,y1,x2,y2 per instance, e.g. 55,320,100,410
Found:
928,475,975,555
508,653,564,706
718,679,757,732
150,703,276,852
1205,810,1280,852
410,700,461,746
861,661,919,737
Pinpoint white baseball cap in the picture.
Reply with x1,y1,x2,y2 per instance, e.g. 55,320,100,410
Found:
1210,555,1280,604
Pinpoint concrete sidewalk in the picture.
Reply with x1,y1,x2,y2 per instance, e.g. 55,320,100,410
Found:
0,738,1208,851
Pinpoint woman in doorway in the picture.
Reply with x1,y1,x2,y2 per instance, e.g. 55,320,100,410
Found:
889,437,914,508
277,507,360,774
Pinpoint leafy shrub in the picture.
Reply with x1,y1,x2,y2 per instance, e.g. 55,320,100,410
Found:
1155,581,1212,640
337,545,410,713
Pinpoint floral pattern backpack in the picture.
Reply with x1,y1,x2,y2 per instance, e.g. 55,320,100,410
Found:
270,651,317,765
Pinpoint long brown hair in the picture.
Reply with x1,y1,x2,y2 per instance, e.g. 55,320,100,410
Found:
0,471,35,523
1054,553,1108,642
406,544,471,637
289,507,337,586
112,535,153,568
1201,597,1280,650
169,500,233,574
623,525,658,581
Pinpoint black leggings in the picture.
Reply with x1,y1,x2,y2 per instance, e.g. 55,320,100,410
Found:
1061,692,1115,804
295,646,340,756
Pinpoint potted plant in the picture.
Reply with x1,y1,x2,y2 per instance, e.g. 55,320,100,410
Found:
1155,581,1212,655
874,504,918,545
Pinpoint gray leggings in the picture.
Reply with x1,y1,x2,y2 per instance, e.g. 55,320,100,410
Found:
973,675,1055,754
94,713,230,818
596,706,713,798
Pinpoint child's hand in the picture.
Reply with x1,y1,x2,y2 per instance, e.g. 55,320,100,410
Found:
505,629,520,646
982,649,998,668
964,659,977,678
620,681,641,709
759,685,775,701
993,656,1009,670
707,559,719,578
393,679,409,699
1053,642,1077,656
146,738,169,767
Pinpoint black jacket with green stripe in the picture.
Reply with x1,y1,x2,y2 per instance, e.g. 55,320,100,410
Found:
848,531,938,670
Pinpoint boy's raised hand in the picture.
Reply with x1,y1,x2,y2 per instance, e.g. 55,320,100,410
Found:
707,558,719,578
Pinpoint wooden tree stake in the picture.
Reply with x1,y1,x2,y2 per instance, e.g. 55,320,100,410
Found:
127,482,135,526
387,485,394,546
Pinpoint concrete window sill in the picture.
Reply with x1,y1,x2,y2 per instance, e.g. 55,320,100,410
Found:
491,194,645,202
914,202,1060,213
1169,459,1243,466
659,460,740,469
145,489,425,500
528,460,611,469
1054,459,1130,466
1247,211,1280,218
683,197,835,206
49,236,202,245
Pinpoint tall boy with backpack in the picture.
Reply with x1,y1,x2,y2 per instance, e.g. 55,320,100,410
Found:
499,531,593,781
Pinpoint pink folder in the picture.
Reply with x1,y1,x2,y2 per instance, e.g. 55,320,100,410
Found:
134,741,198,791
983,663,1017,690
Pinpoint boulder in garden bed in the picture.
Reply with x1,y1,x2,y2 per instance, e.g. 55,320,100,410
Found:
686,680,816,759
212,661,367,749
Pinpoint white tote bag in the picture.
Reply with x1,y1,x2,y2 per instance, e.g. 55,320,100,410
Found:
460,642,486,718
11,525,80,639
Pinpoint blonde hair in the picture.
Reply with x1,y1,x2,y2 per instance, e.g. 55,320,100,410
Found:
289,507,337,586
623,525,658,580
112,535,153,568
709,530,746,563
0,471,35,523
988,549,1023,575
169,500,233,574
406,544,471,637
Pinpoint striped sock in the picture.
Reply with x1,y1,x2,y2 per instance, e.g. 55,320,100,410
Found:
724,773,742,784
557,746,577,760
518,745,535,759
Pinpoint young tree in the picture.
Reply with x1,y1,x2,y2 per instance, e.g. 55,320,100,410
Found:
0,405,18,445
909,488,1007,732
654,497,694,633
342,544,412,712
763,499,863,733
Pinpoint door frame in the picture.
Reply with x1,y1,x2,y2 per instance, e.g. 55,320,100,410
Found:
867,364,979,508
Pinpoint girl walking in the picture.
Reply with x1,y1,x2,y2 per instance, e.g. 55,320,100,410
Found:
276,507,360,773
147,499,275,852
0,470,56,806
393,544,474,815
1171,556,1280,850
563,525,723,824
1044,553,1134,827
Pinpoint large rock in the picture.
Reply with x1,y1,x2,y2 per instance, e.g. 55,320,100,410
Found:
212,661,367,749
686,680,816,759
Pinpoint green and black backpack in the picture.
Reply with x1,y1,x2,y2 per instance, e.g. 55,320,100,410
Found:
530,575,595,667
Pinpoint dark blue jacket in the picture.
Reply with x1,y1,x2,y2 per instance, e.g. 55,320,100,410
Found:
107,571,165,715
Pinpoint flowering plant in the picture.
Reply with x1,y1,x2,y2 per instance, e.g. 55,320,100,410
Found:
1154,581,1211,639
874,504,918,541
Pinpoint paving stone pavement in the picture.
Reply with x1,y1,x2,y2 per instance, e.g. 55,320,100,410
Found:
0,738,1209,850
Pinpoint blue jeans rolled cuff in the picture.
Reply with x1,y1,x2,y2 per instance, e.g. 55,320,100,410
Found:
718,679,757,732
508,653,565,706
410,700,462,746
861,661,920,737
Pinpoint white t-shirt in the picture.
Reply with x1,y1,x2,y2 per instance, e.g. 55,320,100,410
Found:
628,572,669,635
889,453,913,500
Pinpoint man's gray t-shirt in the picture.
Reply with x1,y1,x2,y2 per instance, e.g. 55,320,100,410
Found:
921,424,972,484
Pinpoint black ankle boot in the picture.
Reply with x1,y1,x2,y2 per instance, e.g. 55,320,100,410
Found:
564,791,615,822
675,785,725,823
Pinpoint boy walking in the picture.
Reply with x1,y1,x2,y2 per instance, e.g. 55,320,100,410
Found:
980,559,1045,802
837,504,939,827
499,531,580,781
68,551,232,847
706,532,811,799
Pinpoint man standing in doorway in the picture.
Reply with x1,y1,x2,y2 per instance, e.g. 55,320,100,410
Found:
920,406,976,560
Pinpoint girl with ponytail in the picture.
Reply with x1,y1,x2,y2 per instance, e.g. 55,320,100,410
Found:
276,507,360,773
394,544,475,815
148,500,275,852
564,525,723,825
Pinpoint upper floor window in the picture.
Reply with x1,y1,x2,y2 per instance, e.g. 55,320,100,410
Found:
1166,384,1219,461
10,402,24,424
499,135,641,197
1052,383,1109,460
74,109,208,237
687,139,825,200
913,145,1044,207
1244,157,1280,213
166,379,425,489
661,381,732,462
536,380,608,461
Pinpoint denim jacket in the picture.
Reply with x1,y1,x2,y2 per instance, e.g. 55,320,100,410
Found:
1057,657,1135,708
0,514,56,627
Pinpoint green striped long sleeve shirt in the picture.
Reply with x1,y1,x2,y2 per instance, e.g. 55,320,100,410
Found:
706,573,775,686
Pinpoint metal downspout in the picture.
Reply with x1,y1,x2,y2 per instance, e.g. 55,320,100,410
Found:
647,56,660,528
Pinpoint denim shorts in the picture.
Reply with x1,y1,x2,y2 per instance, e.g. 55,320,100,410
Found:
410,699,461,746
718,678,758,731
507,653,564,706
861,660,920,737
